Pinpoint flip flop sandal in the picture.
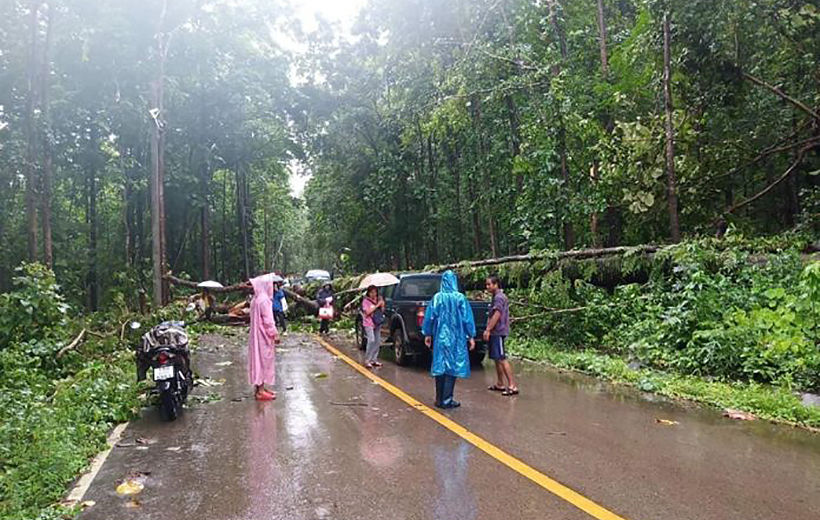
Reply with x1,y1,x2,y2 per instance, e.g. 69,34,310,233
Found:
501,388,519,396
487,384,506,392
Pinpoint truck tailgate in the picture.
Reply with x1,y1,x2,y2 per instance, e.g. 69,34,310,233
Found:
469,301,492,332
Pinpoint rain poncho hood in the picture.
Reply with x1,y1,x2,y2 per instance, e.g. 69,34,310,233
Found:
421,270,476,378
247,274,279,386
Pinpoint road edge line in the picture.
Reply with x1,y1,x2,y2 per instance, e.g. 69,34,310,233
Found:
64,421,130,504
315,334,628,520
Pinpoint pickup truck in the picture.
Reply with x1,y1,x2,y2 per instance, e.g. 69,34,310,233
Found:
355,273,491,366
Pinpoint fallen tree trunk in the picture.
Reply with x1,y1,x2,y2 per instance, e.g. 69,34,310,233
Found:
435,245,661,271
164,273,319,313
164,274,250,293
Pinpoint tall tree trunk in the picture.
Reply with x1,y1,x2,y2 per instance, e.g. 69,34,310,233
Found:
263,194,271,271
24,1,40,263
467,174,482,256
590,0,610,246
86,160,98,311
470,96,489,256
150,0,169,307
39,2,53,268
446,130,465,259
662,12,681,243
150,80,165,307
505,94,523,192
236,165,251,279
597,0,609,76
122,144,132,268
549,0,575,249
221,170,228,280
200,153,211,279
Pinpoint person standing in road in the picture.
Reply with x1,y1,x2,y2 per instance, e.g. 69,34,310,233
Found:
272,282,287,334
422,270,476,409
484,275,518,396
361,285,385,369
316,282,334,334
248,274,280,401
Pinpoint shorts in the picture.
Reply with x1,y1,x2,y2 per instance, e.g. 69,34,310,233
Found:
488,335,507,361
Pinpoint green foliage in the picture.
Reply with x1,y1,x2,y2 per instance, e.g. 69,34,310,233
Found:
0,265,141,520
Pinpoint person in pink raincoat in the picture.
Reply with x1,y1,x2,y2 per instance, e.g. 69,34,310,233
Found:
247,274,280,401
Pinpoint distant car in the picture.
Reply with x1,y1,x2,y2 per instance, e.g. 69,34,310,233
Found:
305,269,331,283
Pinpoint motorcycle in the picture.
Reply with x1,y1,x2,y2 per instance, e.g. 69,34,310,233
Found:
133,321,192,421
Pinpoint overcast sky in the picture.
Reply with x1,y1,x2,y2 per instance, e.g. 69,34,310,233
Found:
284,0,366,197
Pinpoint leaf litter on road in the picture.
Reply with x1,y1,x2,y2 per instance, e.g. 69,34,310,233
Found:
655,418,680,425
116,472,149,496
723,408,756,421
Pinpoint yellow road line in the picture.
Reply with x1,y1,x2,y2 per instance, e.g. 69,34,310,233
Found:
314,335,628,520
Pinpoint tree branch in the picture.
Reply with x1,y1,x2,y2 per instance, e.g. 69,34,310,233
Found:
727,146,812,214
57,329,86,359
742,72,820,121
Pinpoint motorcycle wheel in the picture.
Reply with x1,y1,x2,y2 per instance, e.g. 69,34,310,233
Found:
159,391,181,421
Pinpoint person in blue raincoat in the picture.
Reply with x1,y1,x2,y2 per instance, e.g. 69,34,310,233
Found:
422,270,476,409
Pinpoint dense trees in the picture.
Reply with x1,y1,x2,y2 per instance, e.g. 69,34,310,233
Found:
299,0,819,270
0,0,305,308
1,0,818,307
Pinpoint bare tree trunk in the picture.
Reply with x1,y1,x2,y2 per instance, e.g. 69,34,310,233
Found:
39,2,53,268
123,152,132,268
150,80,164,307
549,0,575,249
597,0,609,76
590,0,609,247
446,131,465,258
263,195,271,271
236,165,251,279
200,155,211,279
663,12,681,243
221,170,228,280
489,217,498,258
86,157,98,311
25,1,40,263
150,0,169,307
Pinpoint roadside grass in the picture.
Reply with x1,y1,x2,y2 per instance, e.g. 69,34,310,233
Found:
509,337,820,430
0,344,140,520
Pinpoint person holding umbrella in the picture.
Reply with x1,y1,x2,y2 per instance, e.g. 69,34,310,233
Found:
357,272,399,369
361,284,385,368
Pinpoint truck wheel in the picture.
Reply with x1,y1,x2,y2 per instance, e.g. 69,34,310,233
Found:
392,328,411,366
469,349,486,367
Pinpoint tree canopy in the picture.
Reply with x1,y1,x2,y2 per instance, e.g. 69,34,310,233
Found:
1,0,818,309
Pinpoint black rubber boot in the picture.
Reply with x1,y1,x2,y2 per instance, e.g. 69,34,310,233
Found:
434,375,445,407
442,375,459,408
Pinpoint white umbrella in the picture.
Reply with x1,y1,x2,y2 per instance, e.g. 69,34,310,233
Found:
197,280,224,289
358,272,400,289
269,274,284,283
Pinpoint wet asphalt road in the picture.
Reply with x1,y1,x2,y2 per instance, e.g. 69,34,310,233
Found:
78,331,820,520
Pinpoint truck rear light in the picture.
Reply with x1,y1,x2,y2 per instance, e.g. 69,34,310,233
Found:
416,307,425,326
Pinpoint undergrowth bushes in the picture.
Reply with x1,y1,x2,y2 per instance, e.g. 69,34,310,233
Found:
0,264,140,520
500,236,820,393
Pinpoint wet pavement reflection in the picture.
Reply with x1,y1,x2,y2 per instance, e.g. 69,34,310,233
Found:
76,331,819,520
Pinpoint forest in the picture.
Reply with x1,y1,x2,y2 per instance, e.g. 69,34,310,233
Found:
1,0,818,309
0,1,818,518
